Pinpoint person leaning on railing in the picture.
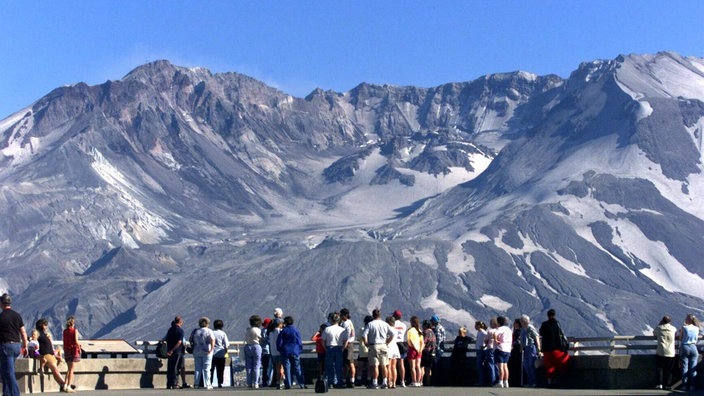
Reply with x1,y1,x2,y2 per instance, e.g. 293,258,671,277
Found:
539,309,570,386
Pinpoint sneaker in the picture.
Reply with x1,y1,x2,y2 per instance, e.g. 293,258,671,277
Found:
182,383,192,388
380,384,388,389
367,384,379,389
655,384,663,389
206,385,213,390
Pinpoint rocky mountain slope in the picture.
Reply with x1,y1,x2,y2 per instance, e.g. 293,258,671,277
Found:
1,52,703,339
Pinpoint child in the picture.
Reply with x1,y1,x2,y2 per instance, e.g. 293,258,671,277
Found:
28,329,42,373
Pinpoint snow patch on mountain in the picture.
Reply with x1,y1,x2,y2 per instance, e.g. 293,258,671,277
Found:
402,247,438,269
612,217,704,299
89,148,171,244
446,241,475,274
477,294,513,311
421,290,476,326
616,53,704,101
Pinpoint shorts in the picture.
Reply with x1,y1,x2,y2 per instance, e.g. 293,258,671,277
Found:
39,354,57,367
496,350,510,363
343,346,356,362
368,343,389,367
407,346,421,360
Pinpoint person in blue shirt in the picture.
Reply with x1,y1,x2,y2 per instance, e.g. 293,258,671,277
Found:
678,314,700,391
276,316,306,389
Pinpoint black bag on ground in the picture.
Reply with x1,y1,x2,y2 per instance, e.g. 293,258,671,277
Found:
156,340,169,359
315,378,328,393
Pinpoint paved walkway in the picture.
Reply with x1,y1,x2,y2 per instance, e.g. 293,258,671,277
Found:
56,386,696,395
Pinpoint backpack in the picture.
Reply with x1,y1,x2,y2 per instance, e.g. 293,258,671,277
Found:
315,378,328,393
156,340,169,359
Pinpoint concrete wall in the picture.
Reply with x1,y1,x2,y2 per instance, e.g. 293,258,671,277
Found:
15,354,698,393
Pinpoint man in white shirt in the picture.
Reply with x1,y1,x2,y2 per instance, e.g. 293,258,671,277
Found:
362,309,395,389
321,312,349,388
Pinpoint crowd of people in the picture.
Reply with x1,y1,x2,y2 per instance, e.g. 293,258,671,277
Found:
0,293,81,394
0,292,699,393
160,306,576,390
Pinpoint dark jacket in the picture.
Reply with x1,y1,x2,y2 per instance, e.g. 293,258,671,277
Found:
539,318,563,352
277,325,303,357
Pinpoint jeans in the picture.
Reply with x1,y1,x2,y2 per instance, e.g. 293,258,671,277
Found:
522,344,537,386
0,343,21,396
681,344,699,388
283,354,305,389
193,353,213,388
261,353,273,386
245,344,262,387
166,352,182,388
485,348,497,385
325,346,343,386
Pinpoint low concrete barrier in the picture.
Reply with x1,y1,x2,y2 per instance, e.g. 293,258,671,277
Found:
16,353,701,393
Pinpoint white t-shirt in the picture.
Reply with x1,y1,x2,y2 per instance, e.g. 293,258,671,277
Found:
322,324,349,347
393,320,407,343
495,326,513,353
341,319,355,350
363,319,394,345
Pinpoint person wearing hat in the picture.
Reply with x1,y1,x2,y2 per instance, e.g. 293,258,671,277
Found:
0,293,28,396
430,315,446,386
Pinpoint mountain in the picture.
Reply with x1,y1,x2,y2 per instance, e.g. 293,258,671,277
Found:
1,52,703,339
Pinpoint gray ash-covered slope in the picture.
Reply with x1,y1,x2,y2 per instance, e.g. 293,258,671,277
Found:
1,52,703,339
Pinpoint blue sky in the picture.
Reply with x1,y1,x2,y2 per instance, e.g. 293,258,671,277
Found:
1,1,702,119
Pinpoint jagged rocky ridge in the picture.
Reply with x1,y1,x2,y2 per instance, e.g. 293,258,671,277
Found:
1,52,703,340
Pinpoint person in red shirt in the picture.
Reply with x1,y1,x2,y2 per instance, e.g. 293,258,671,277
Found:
63,316,81,391
311,323,328,377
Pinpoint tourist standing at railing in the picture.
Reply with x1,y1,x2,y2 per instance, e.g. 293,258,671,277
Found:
311,323,327,378
164,316,185,389
192,317,215,390
277,315,306,389
539,309,570,386
62,316,81,392
508,318,522,388
474,321,489,386
430,315,445,385
653,315,676,390
391,310,408,387
355,315,373,386
485,317,498,385
268,317,285,388
520,314,541,388
678,313,700,391
36,318,74,393
385,316,400,389
449,326,473,386
363,308,395,389
322,312,348,388
421,319,437,386
340,308,356,388
210,319,229,388
494,316,513,388
0,293,28,396
406,315,424,387
244,315,262,389
260,317,273,387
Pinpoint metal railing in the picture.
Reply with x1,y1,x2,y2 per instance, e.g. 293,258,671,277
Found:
133,335,699,358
